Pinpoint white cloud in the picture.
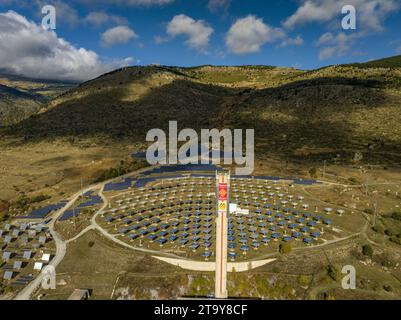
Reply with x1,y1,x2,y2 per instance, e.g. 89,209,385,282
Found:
166,14,214,53
285,1,400,61
397,45,401,54
279,35,304,48
39,0,80,27
100,25,138,48
284,0,338,29
226,15,285,55
84,11,128,27
284,0,400,31
0,11,132,81
154,35,169,44
78,0,174,6
315,32,360,60
207,0,231,13
316,32,334,46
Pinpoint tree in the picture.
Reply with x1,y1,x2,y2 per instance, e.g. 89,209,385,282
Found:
372,224,385,234
309,167,318,179
0,211,7,222
327,265,340,282
279,243,292,254
362,244,374,257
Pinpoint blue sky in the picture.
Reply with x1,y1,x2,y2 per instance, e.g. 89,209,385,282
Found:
0,0,400,81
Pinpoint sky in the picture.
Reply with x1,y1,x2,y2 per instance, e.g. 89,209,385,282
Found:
0,0,400,81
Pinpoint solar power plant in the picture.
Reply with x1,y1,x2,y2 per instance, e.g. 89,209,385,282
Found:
16,200,68,219
0,222,55,290
77,195,103,208
59,209,81,222
104,178,135,192
98,175,347,261
59,194,103,221
142,164,223,176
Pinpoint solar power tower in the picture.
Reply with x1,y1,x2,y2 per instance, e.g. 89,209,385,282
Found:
215,171,230,299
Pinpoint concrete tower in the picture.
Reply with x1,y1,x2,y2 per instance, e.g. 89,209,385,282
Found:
215,171,230,299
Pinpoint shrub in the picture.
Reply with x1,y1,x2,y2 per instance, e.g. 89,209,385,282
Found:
323,292,336,300
385,229,393,237
362,244,374,257
364,208,374,215
298,275,311,287
390,211,401,221
327,265,340,282
348,177,359,184
309,167,318,179
389,237,401,245
372,224,385,234
279,243,292,254
95,160,149,183
0,211,7,222
272,267,280,273
2,286,14,294
373,253,395,268
383,285,393,292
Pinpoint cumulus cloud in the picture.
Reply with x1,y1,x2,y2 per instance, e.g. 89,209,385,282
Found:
284,0,400,31
0,0,81,27
100,25,138,47
284,1,400,61
38,0,81,27
207,0,231,13
154,35,169,44
279,35,304,48
315,32,362,60
84,11,128,27
166,14,214,53
0,11,132,81
226,15,285,55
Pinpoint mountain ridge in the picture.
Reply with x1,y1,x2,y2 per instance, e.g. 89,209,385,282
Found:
1,55,401,164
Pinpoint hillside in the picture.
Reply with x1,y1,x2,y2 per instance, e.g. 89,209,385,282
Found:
0,73,76,126
4,59,401,161
1,56,401,200
347,55,401,69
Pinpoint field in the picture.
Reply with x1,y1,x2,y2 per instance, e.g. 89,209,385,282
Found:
31,225,401,300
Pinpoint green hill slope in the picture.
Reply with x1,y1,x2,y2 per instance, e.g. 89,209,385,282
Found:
348,55,401,69
2,57,401,164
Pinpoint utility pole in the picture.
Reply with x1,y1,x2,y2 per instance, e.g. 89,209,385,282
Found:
323,160,326,178
373,201,378,227
73,207,77,230
81,176,84,198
